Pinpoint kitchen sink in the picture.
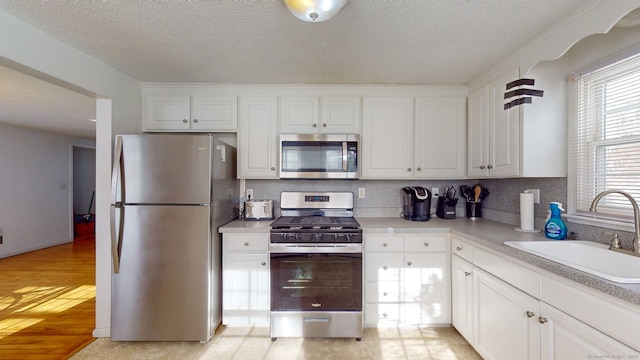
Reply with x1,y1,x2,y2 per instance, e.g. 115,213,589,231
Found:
503,240,640,284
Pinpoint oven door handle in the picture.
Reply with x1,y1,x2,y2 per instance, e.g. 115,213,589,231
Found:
269,243,362,253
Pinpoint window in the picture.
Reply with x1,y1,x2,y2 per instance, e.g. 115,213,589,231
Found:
568,51,640,230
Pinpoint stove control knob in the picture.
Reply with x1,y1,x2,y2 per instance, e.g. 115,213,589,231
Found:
314,233,321,241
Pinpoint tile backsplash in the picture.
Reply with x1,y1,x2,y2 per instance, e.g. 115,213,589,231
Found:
246,177,635,247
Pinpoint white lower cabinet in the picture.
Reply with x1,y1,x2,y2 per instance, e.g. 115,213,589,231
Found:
539,302,638,360
451,254,474,344
451,234,640,360
364,233,450,326
474,268,540,360
222,234,270,326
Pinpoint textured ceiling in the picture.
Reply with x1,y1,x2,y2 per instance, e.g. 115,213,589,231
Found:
0,0,606,139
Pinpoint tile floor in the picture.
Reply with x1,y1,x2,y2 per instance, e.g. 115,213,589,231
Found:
71,326,482,359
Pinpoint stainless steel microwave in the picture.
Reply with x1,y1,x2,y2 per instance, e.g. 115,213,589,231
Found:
279,134,359,179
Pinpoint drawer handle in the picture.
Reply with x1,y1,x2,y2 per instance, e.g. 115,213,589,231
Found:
383,292,388,296
383,266,388,270
244,242,249,246
538,317,548,324
464,271,471,277
456,246,463,251
193,118,199,123
261,262,266,266
383,243,388,247
407,261,412,266
526,311,535,318
424,242,429,247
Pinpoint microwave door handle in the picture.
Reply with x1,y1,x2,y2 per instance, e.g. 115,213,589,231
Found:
342,141,348,172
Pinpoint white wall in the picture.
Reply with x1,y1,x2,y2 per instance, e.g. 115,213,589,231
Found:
0,123,94,257
0,9,142,338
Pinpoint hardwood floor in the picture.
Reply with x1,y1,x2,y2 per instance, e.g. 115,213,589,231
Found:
0,235,96,360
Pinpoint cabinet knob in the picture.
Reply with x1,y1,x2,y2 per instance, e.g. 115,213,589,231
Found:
464,271,471,277
383,266,388,270
271,167,276,171
526,311,535,318
383,243,388,247
407,261,412,266
322,123,327,127
244,242,249,246
193,118,199,123
417,167,422,171
382,312,388,318
538,317,548,324
383,292,388,296
261,261,266,266
407,168,412,171
487,165,493,169
313,123,317,128
480,165,486,169
424,242,429,247
456,246,463,251
182,119,188,123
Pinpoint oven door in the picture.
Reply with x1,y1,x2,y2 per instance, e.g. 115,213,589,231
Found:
270,251,362,311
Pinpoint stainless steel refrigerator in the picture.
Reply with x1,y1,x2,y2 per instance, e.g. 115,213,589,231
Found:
110,134,238,342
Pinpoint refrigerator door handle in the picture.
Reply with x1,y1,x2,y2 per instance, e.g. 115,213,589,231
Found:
111,136,124,205
110,204,123,273
110,136,124,273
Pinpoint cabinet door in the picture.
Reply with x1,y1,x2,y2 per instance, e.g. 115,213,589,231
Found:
474,268,540,360
191,96,237,131
489,67,520,177
415,96,467,178
467,86,491,177
361,97,414,179
539,302,639,360
144,95,191,131
364,252,404,282
279,96,319,134
222,253,270,326
238,97,279,178
451,255,474,345
320,96,361,134
403,252,450,324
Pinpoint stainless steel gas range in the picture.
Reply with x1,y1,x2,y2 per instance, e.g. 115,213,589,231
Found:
269,192,363,341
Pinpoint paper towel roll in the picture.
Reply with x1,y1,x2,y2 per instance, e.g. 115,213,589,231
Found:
520,192,535,231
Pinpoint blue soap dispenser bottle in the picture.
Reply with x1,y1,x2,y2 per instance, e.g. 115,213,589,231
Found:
544,202,567,240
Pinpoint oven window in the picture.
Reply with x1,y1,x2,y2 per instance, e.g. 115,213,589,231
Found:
270,253,362,311
281,141,344,173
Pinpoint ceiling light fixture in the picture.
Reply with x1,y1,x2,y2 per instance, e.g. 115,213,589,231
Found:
283,0,346,22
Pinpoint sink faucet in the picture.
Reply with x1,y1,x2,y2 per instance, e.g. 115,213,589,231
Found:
589,189,640,254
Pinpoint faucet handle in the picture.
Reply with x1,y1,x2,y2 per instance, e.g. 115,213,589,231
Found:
603,231,622,250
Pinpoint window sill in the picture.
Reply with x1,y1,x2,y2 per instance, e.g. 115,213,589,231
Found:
565,213,636,234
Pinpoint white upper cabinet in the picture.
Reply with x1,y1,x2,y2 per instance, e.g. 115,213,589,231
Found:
144,95,237,132
279,96,360,134
468,62,567,178
362,90,467,179
415,96,467,178
362,97,415,179
467,67,520,178
238,96,278,179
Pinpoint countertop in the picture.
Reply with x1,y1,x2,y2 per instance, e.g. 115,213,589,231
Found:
220,217,640,306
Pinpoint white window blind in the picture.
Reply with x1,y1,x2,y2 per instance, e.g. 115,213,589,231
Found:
569,52,640,227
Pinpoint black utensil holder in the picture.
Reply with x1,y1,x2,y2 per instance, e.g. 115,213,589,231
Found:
466,201,482,219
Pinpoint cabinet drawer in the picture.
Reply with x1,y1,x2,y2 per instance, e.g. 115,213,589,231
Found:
365,282,402,303
365,235,404,252
451,236,473,261
405,234,448,253
364,253,404,282
364,303,402,325
474,247,539,298
223,234,269,252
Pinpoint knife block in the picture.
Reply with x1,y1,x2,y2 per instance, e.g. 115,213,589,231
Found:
436,197,457,219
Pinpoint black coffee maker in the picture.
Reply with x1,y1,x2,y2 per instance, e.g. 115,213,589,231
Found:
401,186,431,221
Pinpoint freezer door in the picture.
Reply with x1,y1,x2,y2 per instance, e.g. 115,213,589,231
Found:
111,205,214,341
116,134,212,204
